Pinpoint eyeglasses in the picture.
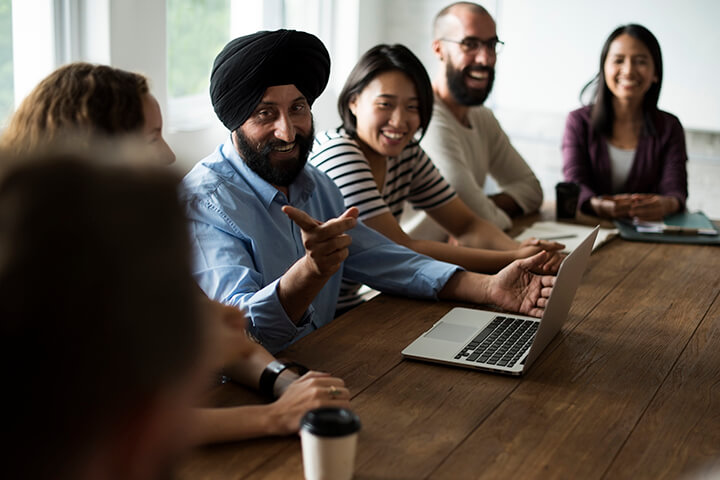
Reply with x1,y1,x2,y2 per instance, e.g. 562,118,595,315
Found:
440,36,504,55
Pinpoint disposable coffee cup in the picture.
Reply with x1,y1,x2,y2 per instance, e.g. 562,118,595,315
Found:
555,181,580,219
300,407,361,480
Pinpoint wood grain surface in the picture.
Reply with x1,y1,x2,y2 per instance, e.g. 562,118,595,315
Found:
176,215,720,480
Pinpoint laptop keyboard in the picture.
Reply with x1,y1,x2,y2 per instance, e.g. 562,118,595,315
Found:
454,316,538,367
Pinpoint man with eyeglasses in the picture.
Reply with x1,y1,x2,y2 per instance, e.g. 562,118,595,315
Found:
402,2,543,236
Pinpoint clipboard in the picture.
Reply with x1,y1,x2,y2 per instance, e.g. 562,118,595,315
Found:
614,212,720,245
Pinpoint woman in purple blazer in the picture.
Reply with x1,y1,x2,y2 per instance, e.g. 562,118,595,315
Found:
562,24,687,220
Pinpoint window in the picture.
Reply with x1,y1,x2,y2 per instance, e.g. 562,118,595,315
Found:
167,0,230,100
166,0,231,130
284,0,321,33
166,0,330,131
0,0,13,124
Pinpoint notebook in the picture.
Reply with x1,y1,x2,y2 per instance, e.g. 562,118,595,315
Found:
515,221,617,253
401,226,599,375
614,211,720,245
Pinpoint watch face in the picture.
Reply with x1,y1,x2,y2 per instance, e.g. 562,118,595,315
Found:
268,360,286,374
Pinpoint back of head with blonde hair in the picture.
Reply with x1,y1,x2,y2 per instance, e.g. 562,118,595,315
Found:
1,62,149,154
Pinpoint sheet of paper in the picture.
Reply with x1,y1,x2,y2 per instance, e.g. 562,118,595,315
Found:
631,215,718,235
514,221,618,253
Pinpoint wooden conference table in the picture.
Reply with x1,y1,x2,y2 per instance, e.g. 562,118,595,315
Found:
176,212,720,480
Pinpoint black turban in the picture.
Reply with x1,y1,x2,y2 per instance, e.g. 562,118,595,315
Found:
209,29,331,132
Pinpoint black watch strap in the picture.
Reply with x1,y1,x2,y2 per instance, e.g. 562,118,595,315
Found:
259,361,309,398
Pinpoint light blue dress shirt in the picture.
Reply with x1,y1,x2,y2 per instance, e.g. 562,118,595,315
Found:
182,137,461,353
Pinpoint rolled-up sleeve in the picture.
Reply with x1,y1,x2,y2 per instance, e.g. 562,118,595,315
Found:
241,278,315,353
186,199,315,353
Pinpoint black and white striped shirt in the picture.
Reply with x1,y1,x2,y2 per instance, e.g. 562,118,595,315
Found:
311,128,456,310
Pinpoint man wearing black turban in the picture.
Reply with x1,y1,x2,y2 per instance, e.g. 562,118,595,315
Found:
210,29,330,132
209,29,330,187
182,30,556,354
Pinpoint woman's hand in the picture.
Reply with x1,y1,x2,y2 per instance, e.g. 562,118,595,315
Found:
590,194,633,218
591,194,679,220
266,371,350,436
516,238,565,273
519,237,565,252
628,194,679,220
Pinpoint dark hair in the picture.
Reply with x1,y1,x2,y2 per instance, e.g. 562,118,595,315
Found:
337,44,434,142
580,24,663,137
0,148,201,479
1,63,149,154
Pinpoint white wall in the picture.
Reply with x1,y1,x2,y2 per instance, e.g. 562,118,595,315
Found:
378,0,720,134
494,0,720,133
10,0,718,174
375,0,720,217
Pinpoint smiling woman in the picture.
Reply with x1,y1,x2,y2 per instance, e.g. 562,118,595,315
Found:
562,24,688,221
311,43,564,313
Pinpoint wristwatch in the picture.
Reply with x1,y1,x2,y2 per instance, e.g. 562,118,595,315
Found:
259,360,309,398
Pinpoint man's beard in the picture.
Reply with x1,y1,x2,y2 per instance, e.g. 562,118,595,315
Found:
446,63,495,106
234,123,315,187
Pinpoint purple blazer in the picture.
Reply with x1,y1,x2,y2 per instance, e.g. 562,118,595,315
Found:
561,105,688,214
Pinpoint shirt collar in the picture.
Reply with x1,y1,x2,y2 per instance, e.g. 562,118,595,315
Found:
221,135,316,210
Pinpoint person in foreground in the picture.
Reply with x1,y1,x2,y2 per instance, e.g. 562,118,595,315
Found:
0,151,208,480
182,29,556,354
312,43,563,310
562,24,688,220
402,1,543,237
0,62,350,444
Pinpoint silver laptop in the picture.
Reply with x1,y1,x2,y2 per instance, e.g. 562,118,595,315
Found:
402,226,599,375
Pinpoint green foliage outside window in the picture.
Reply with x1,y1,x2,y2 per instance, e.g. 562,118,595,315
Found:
167,0,230,98
0,0,14,123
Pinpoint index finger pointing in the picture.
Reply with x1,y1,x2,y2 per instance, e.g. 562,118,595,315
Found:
282,205,321,231
338,207,359,221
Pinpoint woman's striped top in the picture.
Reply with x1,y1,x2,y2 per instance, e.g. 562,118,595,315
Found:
311,128,456,311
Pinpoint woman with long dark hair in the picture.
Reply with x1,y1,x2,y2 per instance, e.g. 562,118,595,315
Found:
562,24,687,220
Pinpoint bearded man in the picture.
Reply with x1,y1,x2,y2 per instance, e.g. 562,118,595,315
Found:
182,29,556,354
402,2,544,235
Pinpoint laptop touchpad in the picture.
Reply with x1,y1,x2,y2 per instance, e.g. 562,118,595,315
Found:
425,322,477,342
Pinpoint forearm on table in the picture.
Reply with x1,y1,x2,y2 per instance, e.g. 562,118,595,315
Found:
454,218,520,251
222,342,299,394
191,405,287,444
407,238,516,273
438,270,493,305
